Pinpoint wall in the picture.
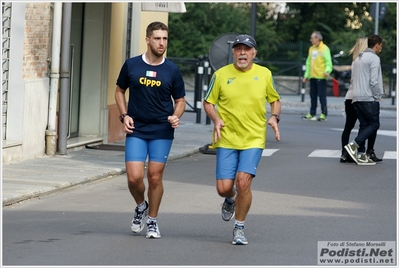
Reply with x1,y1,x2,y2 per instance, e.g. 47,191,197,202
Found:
107,3,126,143
22,3,52,80
3,3,52,164
22,2,52,160
22,78,50,156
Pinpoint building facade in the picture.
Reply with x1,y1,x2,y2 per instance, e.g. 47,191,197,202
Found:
2,2,185,164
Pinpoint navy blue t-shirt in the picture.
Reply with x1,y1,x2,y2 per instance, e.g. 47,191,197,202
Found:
116,55,186,139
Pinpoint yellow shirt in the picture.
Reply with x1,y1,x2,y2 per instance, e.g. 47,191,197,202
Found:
205,63,280,149
304,41,333,79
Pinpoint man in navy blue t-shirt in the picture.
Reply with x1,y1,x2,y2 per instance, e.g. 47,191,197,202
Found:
115,21,186,239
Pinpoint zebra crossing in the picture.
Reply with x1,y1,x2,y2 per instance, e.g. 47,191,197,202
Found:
331,128,397,137
261,128,397,159
262,149,397,159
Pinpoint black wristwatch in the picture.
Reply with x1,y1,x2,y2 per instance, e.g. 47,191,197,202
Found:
119,113,128,123
272,114,280,123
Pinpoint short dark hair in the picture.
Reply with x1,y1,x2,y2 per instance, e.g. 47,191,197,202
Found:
368,34,383,48
146,21,168,38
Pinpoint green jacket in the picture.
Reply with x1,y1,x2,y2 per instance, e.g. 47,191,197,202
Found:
304,41,333,80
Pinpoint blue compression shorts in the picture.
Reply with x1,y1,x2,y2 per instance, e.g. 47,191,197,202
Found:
216,148,263,180
125,137,173,163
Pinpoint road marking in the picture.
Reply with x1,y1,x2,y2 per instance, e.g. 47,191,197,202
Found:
308,150,341,158
261,149,397,159
383,151,397,159
332,128,397,137
308,149,397,160
262,149,279,156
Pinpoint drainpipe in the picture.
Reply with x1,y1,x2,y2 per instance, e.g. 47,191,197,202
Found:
58,2,72,155
45,2,62,156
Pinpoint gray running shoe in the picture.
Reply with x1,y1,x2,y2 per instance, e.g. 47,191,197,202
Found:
131,201,149,233
232,226,248,245
357,153,376,166
344,142,359,164
221,199,235,221
146,220,161,239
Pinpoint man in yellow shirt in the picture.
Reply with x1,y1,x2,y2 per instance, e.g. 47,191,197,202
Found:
204,34,281,245
302,31,333,121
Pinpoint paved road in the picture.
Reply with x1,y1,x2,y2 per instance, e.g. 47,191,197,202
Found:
3,113,396,267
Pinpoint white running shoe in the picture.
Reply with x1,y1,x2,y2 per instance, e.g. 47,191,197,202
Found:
146,220,161,239
232,226,248,245
130,201,149,233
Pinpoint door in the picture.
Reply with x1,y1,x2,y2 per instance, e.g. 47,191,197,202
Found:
68,3,84,138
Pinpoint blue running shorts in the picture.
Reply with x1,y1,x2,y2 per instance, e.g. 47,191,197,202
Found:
216,148,263,180
125,137,173,163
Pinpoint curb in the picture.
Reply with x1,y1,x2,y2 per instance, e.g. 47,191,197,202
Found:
2,148,202,207
2,168,126,207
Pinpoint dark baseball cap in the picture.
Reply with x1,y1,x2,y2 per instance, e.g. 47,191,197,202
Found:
232,34,257,49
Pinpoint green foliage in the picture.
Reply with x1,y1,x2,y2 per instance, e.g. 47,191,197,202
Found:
168,3,279,60
275,3,370,44
168,3,249,59
377,2,397,66
168,2,396,67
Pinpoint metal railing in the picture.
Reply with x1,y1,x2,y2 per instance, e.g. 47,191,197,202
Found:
169,51,397,124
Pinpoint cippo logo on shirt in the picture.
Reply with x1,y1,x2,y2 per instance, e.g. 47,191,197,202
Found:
139,77,162,87
140,70,162,87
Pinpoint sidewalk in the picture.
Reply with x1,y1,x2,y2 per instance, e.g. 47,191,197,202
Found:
2,95,396,206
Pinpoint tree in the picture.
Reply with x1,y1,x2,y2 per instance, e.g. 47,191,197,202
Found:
168,3,396,68
168,3,279,60
376,2,397,67
168,3,249,59
274,2,396,65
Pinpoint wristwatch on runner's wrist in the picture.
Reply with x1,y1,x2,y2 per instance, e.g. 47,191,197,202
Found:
272,114,280,123
119,113,128,123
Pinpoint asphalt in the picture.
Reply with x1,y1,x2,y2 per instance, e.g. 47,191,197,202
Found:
2,94,397,206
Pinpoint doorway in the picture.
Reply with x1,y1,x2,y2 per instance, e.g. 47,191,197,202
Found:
66,3,110,148
68,3,84,138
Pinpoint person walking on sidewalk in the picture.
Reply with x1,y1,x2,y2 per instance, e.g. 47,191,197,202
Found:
344,34,384,165
203,34,281,245
302,31,333,122
114,21,186,238
340,37,382,163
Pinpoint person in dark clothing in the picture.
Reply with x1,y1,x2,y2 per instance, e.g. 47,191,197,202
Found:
344,34,384,165
340,37,382,163
115,21,186,238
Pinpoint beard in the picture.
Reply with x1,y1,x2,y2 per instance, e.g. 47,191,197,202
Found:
236,61,249,69
150,45,165,57
236,57,250,69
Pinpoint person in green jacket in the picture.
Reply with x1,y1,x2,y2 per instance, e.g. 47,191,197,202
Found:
302,31,333,121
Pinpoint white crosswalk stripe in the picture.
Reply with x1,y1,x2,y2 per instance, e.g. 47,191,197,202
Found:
383,151,397,159
331,128,397,137
308,150,341,158
261,149,397,159
262,149,279,156
307,149,397,159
